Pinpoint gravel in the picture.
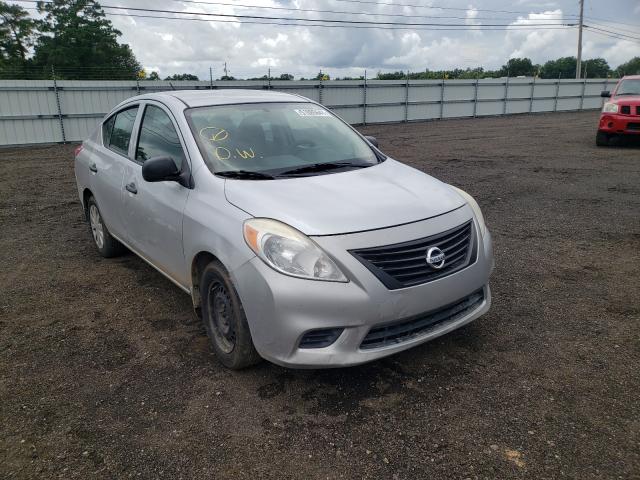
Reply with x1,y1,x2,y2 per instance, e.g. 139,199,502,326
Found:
1,111,638,479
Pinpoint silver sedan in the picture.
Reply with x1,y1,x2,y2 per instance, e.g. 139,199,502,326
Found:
74,89,494,369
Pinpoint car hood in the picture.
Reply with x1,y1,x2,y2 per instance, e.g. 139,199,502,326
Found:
614,94,640,104
224,158,465,236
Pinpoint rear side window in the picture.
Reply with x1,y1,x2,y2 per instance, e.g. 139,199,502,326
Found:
102,115,115,144
135,105,186,168
105,106,139,156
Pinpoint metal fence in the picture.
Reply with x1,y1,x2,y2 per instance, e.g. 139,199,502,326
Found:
0,77,616,146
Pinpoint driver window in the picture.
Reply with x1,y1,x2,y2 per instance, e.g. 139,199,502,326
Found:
136,105,186,168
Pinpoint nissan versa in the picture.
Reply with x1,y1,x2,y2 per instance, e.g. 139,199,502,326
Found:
74,90,494,369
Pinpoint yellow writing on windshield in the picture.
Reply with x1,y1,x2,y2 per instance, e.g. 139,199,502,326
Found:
199,126,229,142
236,148,255,159
199,125,257,162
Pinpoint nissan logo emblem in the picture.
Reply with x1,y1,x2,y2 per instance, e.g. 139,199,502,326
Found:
426,247,445,269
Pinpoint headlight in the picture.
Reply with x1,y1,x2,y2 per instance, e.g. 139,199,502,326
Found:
243,218,348,282
451,186,487,237
602,102,618,113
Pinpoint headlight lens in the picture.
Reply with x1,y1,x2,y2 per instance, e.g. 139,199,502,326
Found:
451,186,487,237
602,102,618,113
243,218,348,282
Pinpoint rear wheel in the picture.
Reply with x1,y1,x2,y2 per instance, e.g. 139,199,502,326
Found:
200,260,261,369
87,196,125,258
596,131,610,147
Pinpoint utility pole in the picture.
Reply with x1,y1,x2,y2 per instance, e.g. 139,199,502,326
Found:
576,0,584,79
223,61,228,78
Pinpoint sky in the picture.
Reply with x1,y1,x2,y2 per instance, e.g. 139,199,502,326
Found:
16,0,640,78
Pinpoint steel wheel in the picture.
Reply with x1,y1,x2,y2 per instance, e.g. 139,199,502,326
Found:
89,204,104,249
206,281,236,354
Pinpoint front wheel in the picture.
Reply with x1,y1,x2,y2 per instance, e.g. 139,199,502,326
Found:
596,131,610,147
200,261,261,369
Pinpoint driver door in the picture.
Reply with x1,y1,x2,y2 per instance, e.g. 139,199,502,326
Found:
122,102,191,287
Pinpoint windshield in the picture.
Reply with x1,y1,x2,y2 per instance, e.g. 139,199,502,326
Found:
616,79,640,96
186,102,380,177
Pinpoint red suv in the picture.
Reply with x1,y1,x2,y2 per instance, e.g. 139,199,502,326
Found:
597,75,640,146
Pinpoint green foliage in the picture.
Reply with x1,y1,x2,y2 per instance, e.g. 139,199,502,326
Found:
147,71,160,80
615,57,640,76
582,58,610,78
539,56,577,78
278,73,294,80
164,73,199,81
0,1,36,68
31,0,140,79
498,58,538,77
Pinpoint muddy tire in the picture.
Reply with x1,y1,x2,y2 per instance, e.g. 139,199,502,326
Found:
200,260,261,369
86,196,126,258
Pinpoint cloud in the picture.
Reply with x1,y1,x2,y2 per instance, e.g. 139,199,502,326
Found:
98,0,636,78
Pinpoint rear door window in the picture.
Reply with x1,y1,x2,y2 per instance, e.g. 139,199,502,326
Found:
135,105,186,168
105,106,139,156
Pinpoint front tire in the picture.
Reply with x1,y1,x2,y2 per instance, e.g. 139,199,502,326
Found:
87,196,125,258
200,261,261,369
596,131,610,146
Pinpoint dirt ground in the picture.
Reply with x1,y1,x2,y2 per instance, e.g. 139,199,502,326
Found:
1,111,639,479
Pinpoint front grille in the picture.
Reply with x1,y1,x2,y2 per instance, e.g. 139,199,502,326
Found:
299,328,344,349
628,122,640,131
621,105,631,115
360,289,485,350
350,221,476,289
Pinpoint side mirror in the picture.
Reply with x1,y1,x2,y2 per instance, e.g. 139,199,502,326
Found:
364,135,378,148
601,90,611,98
142,156,180,183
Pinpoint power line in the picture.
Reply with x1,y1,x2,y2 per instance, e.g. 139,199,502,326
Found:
583,15,640,28
159,0,579,22
319,0,578,16
583,25,640,42
20,6,575,31
23,1,575,28
98,10,577,31
585,20,640,36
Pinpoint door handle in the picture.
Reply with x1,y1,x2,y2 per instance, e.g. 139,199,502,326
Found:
125,182,138,194
89,163,98,173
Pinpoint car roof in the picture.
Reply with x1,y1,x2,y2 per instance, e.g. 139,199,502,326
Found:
135,89,310,108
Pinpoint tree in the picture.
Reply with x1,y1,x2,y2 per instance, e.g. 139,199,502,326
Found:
499,58,536,77
278,73,293,80
148,71,160,80
164,73,199,81
582,58,610,78
32,0,140,79
314,71,330,80
0,2,36,67
615,57,640,77
539,56,576,79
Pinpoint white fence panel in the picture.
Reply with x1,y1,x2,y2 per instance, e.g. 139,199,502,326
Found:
0,77,618,146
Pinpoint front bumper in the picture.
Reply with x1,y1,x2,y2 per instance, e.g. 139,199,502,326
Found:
598,113,640,135
232,205,494,368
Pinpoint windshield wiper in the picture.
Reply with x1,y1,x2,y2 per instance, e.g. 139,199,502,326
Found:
615,92,640,96
215,170,276,180
278,161,370,177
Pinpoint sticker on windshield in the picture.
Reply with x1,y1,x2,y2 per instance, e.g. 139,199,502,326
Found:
294,108,331,117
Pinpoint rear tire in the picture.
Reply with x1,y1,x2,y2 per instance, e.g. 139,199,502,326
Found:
596,131,610,147
200,260,261,369
86,196,125,258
